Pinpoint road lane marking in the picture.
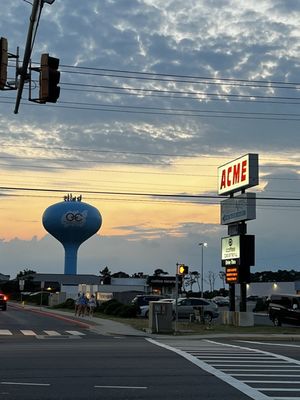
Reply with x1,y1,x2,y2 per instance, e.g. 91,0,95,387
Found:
65,330,86,336
1,382,50,386
43,330,61,336
0,330,12,335
243,380,300,383
94,385,147,389
273,398,300,400
20,330,36,336
238,341,300,348
147,338,270,400
233,374,300,377
258,388,300,392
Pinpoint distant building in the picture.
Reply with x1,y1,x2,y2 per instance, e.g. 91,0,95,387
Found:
0,273,10,282
236,281,298,298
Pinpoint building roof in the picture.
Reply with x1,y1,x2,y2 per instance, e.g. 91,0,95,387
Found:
31,273,100,285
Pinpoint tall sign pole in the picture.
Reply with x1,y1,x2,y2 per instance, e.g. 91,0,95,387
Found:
218,153,259,313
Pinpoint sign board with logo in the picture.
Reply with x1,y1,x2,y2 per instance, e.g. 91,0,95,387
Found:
218,153,259,196
221,235,255,267
220,193,256,225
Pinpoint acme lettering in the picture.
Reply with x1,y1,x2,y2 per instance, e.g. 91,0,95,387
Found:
219,160,247,191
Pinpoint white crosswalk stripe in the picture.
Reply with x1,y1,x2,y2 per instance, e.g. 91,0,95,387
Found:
0,329,86,337
20,330,36,336
65,330,86,336
0,329,12,335
43,330,61,336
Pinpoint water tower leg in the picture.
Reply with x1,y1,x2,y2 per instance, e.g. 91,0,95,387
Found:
64,244,79,275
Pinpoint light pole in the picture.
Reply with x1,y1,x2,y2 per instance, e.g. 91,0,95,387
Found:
199,242,207,297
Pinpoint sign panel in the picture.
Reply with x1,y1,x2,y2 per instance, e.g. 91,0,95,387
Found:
226,267,239,283
218,153,259,196
225,265,251,284
221,234,255,267
220,193,256,225
222,235,240,265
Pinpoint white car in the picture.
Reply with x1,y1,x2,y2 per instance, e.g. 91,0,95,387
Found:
173,297,219,321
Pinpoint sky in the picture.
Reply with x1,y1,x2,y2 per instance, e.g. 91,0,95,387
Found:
1,0,300,289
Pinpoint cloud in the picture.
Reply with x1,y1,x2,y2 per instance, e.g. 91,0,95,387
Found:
1,1,300,280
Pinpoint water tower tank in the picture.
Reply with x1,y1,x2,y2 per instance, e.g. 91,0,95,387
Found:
42,195,102,275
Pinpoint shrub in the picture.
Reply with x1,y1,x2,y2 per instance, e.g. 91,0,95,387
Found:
98,299,139,318
52,298,75,309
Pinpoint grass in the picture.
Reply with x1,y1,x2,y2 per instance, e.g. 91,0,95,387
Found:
47,305,300,336
92,314,300,336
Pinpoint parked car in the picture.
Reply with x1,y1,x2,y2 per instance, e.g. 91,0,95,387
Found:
268,294,300,326
0,293,8,311
247,295,260,302
212,296,229,306
132,294,169,308
173,297,219,321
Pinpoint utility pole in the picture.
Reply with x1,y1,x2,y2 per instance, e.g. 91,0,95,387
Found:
14,0,56,114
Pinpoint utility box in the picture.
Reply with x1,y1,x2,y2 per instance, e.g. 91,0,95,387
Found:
149,301,173,333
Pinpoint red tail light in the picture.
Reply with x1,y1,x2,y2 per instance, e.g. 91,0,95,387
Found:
3,296,7,301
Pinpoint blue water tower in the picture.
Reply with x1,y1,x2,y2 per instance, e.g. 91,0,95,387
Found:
42,195,102,275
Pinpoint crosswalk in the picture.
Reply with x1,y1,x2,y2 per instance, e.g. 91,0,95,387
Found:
0,329,87,337
150,338,300,400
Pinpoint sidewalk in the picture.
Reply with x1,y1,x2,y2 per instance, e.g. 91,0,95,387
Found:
11,302,149,337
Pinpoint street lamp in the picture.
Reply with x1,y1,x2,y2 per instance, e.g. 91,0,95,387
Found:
199,242,207,297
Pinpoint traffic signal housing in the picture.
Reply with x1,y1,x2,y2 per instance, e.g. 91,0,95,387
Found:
0,37,8,90
39,53,60,103
177,264,189,276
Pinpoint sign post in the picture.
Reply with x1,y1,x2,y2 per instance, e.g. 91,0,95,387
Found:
40,281,45,309
218,153,258,314
19,279,25,305
174,264,179,335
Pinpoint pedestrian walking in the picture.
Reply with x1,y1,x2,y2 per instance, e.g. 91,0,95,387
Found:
74,293,81,316
88,294,97,317
78,293,88,317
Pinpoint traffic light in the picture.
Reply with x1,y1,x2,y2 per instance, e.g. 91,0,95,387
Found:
177,264,189,275
39,53,60,103
0,37,8,90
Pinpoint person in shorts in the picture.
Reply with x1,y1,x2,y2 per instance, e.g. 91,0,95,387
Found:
88,294,97,317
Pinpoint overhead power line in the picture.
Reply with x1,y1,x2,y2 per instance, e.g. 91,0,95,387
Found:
59,64,300,89
1,185,300,203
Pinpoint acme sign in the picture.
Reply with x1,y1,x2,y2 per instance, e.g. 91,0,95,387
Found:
218,153,259,196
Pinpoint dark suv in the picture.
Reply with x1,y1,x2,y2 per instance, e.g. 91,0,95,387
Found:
0,293,7,311
268,294,300,326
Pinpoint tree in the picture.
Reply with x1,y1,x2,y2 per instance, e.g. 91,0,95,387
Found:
16,269,36,280
153,268,168,276
207,271,216,292
183,271,200,292
219,271,226,289
99,266,111,276
100,266,112,284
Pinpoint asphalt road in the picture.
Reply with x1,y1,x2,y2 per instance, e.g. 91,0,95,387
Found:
1,306,300,399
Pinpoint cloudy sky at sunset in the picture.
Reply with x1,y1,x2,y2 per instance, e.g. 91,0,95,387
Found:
1,1,300,288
